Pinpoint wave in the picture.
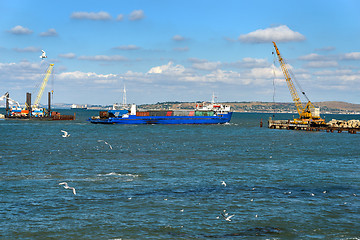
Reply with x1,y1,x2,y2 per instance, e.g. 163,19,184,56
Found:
97,172,140,178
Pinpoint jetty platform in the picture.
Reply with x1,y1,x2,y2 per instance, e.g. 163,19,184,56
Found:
267,118,360,134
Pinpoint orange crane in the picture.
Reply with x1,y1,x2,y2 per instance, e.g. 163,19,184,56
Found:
272,41,325,125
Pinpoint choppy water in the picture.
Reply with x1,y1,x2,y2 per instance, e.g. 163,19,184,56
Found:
1,110,359,239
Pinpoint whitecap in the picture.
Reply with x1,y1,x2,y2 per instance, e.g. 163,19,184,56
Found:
97,172,140,178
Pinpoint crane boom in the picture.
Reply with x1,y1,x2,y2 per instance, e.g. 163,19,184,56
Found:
33,63,54,108
272,42,305,117
272,42,324,124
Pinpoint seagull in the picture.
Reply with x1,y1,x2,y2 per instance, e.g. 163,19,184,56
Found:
221,210,234,221
40,50,47,59
59,182,76,195
97,140,112,149
221,181,227,187
61,130,70,137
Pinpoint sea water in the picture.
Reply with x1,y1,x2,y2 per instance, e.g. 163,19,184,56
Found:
1,110,359,239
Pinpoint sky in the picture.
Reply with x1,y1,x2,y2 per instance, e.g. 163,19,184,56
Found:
1,0,360,106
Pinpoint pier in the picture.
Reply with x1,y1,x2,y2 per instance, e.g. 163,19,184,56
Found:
267,118,359,134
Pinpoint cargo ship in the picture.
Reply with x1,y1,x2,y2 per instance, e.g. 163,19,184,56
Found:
89,102,232,124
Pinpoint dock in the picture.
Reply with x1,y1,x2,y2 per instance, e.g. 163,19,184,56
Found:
268,118,360,134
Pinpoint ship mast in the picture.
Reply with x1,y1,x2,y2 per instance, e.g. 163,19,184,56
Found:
122,84,127,106
211,92,216,104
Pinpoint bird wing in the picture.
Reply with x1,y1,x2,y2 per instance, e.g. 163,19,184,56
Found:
61,130,67,133
71,187,76,195
59,182,68,187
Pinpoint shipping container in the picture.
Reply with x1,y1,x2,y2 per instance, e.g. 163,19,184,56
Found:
99,111,109,118
148,110,168,116
195,111,214,116
136,111,150,117
189,111,195,116
166,111,173,116
173,110,191,116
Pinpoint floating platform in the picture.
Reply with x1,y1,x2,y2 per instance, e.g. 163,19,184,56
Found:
268,118,359,134
4,112,75,121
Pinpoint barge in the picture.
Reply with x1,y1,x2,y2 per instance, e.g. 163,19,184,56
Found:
2,92,75,121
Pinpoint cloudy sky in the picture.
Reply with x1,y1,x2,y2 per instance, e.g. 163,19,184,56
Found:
1,0,359,105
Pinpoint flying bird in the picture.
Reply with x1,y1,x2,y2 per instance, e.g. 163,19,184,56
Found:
98,140,113,149
61,130,70,138
59,182,76,195
221,181,227,187
221,210,234,221
40,50,47,59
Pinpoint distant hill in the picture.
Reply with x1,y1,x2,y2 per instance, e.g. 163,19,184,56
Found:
314,101,360,112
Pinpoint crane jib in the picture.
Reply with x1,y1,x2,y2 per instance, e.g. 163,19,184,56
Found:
33,64,54,108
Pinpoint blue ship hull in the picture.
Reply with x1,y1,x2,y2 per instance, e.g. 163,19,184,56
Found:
89,112,232,124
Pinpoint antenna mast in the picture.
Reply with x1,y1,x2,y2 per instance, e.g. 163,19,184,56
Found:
122,85,127,106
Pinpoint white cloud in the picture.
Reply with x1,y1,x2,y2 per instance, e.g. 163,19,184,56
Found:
116,14,124,21
147,61,185,74
172,35,186,41
59,53,76,59
57,71,118,81
314,69,353,76
129,10,145,21
299,53,324,61
304,61,339,68
315,46,336,52
39,28,58,37
239,25,305,43
192,61,221,71
8,25,33,35
173,47,189,52
313,69,360,82
342,52,360,60
113,45,140,50
2,59,359,104
227,58,270,68
298,53,337,62
78,55,128,61
71,11,112,20
13,46,40,52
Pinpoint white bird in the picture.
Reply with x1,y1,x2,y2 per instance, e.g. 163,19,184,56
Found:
61,130,70,138
221,181,227,187
59,182,76,195
221,210,234,221
97,140,112,149
40,50,47,59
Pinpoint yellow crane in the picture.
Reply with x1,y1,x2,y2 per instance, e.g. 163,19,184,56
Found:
33,63,54,108
272,42,325,125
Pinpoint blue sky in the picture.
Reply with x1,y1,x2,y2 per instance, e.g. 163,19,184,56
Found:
1,0,359,105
